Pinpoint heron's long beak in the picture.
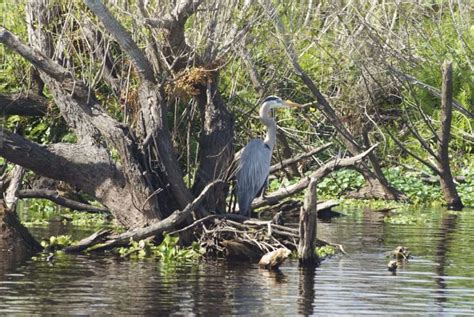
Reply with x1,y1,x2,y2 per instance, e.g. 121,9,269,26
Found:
283,100,302,108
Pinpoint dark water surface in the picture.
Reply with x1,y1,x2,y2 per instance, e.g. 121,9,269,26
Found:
2,207,474,315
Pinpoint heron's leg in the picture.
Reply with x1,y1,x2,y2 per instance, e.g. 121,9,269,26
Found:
229,181,237,214
258,176,269,199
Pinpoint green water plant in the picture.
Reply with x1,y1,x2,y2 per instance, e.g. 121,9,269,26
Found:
117,234,203,263
315,245,336,258
40,235,73,252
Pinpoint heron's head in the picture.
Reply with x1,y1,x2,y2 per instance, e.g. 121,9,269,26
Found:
262,95,301,109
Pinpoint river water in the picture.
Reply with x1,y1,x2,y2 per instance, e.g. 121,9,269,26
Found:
1,207,474,315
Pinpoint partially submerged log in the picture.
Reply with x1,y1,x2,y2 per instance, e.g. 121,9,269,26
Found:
65,181,222,253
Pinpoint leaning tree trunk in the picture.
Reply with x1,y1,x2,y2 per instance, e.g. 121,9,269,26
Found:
437,61,463,210
261,1,407,201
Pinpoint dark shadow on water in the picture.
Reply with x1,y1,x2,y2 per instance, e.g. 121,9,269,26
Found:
0,249,31,276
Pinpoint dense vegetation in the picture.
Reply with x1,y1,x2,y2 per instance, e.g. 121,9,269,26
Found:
0,0,473,257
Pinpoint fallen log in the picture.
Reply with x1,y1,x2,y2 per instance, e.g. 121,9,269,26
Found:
66,181,223,252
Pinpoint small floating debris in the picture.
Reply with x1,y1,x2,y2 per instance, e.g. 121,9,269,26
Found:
258,248,291,270
390,246,411,261
386,245,411,273
387,260,398,272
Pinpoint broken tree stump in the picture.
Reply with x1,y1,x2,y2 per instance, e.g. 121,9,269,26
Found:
298,177,318,266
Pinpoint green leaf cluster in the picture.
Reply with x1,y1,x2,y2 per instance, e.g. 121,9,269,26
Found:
117,234,204,263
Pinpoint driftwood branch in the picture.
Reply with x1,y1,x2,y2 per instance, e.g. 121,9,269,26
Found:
64,229,111,253
250,144,378,210
68,181,223,252
0,93,48,116
18,189,109,213
270,142,332,174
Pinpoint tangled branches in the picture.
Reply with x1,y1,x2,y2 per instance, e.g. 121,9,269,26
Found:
195,217,326,261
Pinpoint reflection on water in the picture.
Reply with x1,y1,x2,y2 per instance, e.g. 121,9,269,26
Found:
1,207,474,315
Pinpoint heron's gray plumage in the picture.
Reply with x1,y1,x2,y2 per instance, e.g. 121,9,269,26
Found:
235,139,272,217
234,96,300,217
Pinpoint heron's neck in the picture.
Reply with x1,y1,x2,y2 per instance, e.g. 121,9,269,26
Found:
260,102,277,150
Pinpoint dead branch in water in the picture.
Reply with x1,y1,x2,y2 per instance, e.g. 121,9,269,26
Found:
66,181,223,252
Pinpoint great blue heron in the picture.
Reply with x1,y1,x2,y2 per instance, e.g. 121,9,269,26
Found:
235,96,301,217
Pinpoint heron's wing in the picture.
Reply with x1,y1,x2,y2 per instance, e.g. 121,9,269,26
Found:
225,147,244,181
235,139,272,213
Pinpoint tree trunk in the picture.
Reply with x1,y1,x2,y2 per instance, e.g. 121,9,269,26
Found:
0,204,42,254
437,61,463,210
298,177,318,266
0,166,41,254
193,78,234,213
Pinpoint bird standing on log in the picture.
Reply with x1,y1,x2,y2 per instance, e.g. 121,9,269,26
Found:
235,96,301,217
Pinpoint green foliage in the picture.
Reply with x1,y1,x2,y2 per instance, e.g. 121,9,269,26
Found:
40,235,73,252
315,245,336,258
385,167,443,204
117,234,203,263
317,170,365,199
20,199,109,228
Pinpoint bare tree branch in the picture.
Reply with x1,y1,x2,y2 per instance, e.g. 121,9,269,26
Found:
0,129,116,193
0,93,48,116
18,189,109,213
4,165,25,211
389,66,473,118
84,0,155,82
269,142,332,174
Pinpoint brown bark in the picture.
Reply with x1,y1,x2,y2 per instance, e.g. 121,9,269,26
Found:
0,204,42,254
0,129,146,227
192,81,234,213
298,177,318,266
437,61,463,210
